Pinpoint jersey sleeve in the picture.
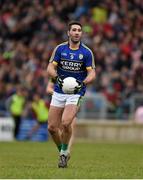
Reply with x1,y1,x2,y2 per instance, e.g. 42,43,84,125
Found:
49,45,61,65
85,49,95,70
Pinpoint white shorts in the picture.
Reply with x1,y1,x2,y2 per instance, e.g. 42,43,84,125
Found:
50,92,82,108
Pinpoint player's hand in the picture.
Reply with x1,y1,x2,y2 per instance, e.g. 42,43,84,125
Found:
74,80,85,94
56,75,65,89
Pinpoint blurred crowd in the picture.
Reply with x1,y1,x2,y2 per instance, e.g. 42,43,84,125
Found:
0,0,143,119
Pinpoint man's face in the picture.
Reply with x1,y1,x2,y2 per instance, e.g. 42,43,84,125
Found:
68,24,82,43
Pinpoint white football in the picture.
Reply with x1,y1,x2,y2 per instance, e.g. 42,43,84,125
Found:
62,77,78,94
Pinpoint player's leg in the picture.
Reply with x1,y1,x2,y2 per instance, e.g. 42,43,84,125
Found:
67,99,82,151
68,117,76,154
48,105,64,152
61,105,78,153
58,117,76,161
58,104,78,168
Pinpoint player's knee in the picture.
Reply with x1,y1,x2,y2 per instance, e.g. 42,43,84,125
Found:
48,125,57,135
62,120,71,131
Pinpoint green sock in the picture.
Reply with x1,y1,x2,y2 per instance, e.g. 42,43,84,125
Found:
61,144,68,151
57,144,62,152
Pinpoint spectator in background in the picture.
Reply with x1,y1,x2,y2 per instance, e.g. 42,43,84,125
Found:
6,86,27,139
25,93,49,139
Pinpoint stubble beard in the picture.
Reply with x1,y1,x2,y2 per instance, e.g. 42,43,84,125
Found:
70,38,80,44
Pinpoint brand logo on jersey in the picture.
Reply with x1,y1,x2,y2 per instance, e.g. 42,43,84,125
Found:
59,60,85,72
79,54,83,59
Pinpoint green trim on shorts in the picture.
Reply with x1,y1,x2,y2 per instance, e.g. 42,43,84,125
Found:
77,96,83,107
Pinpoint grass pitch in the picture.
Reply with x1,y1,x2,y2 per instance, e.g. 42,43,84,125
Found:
0,141,143,179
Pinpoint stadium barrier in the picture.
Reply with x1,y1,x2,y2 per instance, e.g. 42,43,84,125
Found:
17,119,48,141
78,93,108,119
75,119,143,142
1,117,143,142
0,117,14,141
0,118,48,141
78,93,143,120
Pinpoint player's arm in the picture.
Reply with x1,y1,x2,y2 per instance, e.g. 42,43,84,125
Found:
47,44,61,79
83,68,96,85
83,49,96,85
75,67,96,94
46,80,54,95
47,45,64,88
47,62,63,89
75,68,96,93
47,62,58,79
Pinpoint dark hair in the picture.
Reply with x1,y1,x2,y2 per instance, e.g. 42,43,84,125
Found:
68,21,82,31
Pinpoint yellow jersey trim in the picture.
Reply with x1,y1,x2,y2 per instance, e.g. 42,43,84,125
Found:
69,47,79,50
86,66,92,70
52,61,58,65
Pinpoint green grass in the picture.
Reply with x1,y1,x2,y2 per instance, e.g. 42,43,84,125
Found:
0,141,143,179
